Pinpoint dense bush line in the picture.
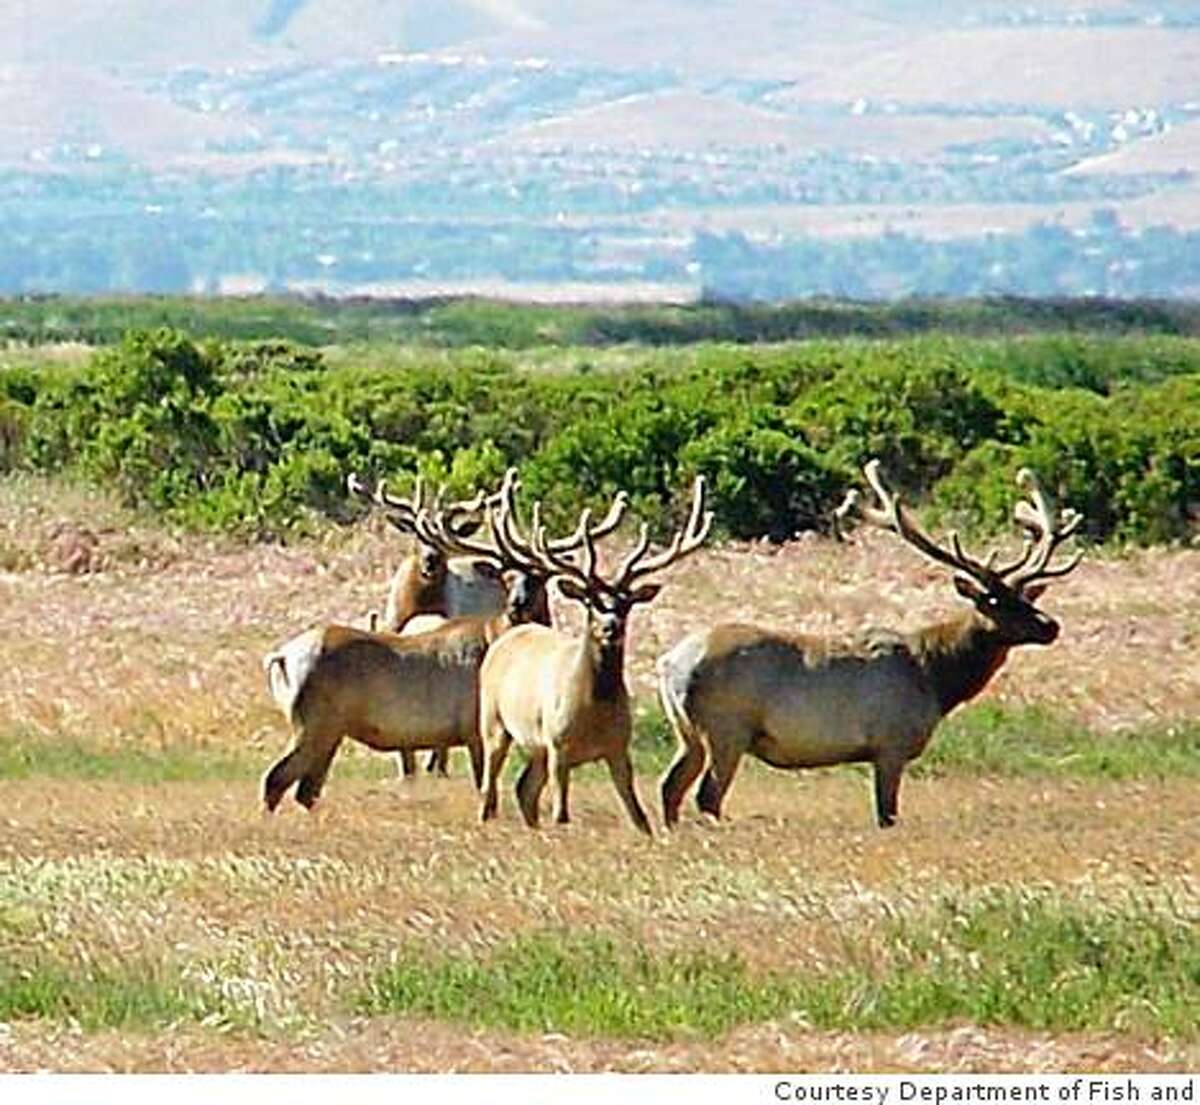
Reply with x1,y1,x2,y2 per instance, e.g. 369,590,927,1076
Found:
6,293,1200,348
2,327,1198,545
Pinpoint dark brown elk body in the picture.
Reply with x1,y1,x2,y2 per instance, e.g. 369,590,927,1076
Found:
263,617,506,810
478,478,712,835
658,461,1082,829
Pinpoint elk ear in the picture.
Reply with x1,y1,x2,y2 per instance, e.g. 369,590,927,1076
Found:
952,574,986,603
1022,582,1047,601
556,578,589,605
628,582,663,606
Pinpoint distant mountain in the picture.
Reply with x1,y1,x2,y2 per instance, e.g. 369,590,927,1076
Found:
3,1,1200,299
8,1,1191,86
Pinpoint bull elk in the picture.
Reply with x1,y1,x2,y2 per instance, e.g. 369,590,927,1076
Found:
347,471,509,632
261,471,627,812
348,470,505,779
478,478,713,835
657,459,1083,829
394,471,630,779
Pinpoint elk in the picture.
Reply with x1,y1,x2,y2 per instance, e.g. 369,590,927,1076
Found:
478,478,712,836
393,472,629,780
347,470,505,779
261,471,627,812
347,471,511,633
657,459,1083,829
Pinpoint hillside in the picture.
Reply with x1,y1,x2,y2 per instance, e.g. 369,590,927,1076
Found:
4,0,1200,298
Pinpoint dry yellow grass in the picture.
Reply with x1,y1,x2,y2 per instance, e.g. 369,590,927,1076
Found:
1,481,1198,1071
0,772,1195,1072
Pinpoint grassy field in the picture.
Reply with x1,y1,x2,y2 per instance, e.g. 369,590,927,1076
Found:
0,478,1197,1072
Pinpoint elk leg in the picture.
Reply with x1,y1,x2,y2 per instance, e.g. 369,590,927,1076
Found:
661,740,706,828
396,749,417,780
872,756,904,828
465,734,485,791
295,737,343,810
480,732,512,822
425,748,449,776
696,740,743,820
607,750,653,836
262,748,303,813
516,748,549,828
550,748,571,825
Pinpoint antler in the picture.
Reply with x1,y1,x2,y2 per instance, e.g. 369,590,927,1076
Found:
491,474,629,569
855,460,998,588
412,468,514,566
612,476,712,591
349,469,489,539
347,469,426,533
413,468,629,576
847,459,1083,595
532,477,713,601
1005,468,1084,590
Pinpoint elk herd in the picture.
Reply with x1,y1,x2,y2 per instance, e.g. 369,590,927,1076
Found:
261,458,1084,834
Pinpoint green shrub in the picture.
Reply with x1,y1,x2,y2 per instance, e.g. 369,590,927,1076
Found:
679,411,845,540
792,344,1010,493
522,378,719,533
8,324,1199,546
932,376,1200,543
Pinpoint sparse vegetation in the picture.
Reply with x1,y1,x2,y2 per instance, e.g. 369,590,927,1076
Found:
793,889,1200,1037
359,932,799,1041
922,705,1200,780
0,958,221,1031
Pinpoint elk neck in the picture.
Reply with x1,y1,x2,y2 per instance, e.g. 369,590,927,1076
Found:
909,612,1012,717
578,621,627,703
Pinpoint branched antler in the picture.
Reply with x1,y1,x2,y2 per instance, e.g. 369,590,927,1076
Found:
856,460,997,588
349,469,490,539
530,477,712,604
413,468,628,576
1006,468,1084,590
845,459,1083,594
612,476,712,591
412,468,514,566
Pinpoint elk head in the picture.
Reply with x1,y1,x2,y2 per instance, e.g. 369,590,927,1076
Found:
843,459,1083,646
530,477,713,653
412,467,631,627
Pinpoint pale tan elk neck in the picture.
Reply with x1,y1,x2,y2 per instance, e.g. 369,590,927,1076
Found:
909,613,1012,717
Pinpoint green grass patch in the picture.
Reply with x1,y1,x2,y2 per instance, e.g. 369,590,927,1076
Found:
0,727,394,784
920,704,1200,779
635,702,1200,782
0,728,259,783
631,705,677,776
804,890,1200,1038
358,932,800,1041
0,957,215,1030
5,705,1194,785
356,891,1199,1041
